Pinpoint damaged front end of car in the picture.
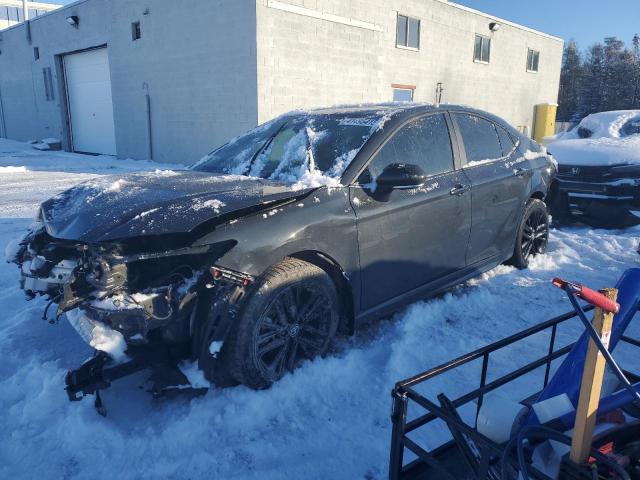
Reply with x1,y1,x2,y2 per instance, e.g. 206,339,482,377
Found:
11,214,239,404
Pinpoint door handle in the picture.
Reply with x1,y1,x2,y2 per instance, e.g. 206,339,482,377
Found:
450,184,470,196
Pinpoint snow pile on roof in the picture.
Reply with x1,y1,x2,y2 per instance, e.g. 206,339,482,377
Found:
546,110,640,167
558,110,640,140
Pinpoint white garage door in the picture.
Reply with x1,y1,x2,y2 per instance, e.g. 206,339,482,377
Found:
64,48,117,155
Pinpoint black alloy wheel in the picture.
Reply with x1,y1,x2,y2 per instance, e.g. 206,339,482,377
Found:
521,208,549,259
221,257,339,389
511,199,550,269
253,282,334,381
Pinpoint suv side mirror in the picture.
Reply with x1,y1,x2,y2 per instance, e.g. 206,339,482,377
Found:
376,163,427,189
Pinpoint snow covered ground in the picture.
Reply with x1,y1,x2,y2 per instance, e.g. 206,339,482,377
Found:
0,139,638,479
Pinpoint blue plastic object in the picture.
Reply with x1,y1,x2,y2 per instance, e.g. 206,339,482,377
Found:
524,268,640,426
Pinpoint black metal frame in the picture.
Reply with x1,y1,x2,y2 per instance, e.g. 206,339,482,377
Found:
389,305,640,480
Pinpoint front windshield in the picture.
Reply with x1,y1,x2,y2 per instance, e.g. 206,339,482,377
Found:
192,112,385,184
621,117,640,137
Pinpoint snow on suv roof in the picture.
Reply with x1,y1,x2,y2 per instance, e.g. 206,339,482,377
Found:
568,110,640,140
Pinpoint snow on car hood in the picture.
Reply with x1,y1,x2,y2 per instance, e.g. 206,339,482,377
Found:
546,110,640,167
40,171,313,243
546,136,640,167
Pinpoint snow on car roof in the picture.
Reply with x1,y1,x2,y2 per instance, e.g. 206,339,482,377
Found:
565,110,640,140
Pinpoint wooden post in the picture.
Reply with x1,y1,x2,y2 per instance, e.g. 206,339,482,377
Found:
570,288,618,464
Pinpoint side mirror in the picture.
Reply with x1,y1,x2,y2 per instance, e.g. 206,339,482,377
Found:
376,163,427,189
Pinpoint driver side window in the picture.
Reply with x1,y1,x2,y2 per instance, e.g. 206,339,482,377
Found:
358,113,454,183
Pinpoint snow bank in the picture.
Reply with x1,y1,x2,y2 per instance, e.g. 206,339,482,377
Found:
0,138,185,173
0,166,28,173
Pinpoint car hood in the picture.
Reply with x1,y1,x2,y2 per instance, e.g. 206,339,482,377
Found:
547,135,640,167
41,171,311,243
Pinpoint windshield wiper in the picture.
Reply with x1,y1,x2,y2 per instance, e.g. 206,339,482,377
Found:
244,122,288,176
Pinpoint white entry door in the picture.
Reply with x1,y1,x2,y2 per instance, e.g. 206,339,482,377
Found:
64,48,117,155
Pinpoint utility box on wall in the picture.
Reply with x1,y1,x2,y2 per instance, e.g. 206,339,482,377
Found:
534,103,558,142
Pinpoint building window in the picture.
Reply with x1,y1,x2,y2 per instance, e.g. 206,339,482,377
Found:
0,7,8,21
131,21,141,41
8,7,18,22
392,84,415,102
396,14,420,50
474,34,491,63
527,49,540,72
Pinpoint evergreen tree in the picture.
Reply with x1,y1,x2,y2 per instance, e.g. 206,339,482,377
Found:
579,43,606,116
632,34,640,107
558,35,640,122
557,41,582,122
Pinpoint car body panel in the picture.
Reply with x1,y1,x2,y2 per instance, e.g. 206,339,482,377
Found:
40,172,312,243
195,186,362,305
350,169,472,310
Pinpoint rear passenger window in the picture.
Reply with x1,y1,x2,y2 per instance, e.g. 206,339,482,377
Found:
361,114,454,181
455,114,503,164
496,126,516,156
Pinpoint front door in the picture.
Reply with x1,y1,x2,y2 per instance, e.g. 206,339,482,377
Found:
350,113,472,311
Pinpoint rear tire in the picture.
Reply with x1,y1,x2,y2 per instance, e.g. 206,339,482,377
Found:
223,257,339,390
511,199,550,269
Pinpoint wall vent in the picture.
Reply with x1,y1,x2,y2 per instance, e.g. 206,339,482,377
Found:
42,67,54,101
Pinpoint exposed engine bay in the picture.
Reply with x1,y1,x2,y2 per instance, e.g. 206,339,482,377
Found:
17,225,200,338
9,216,245,403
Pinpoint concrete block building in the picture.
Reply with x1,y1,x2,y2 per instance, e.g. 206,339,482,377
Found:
0,0,564,164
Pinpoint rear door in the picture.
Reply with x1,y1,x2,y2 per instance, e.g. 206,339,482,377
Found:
350,113,472,311
451,113,531,265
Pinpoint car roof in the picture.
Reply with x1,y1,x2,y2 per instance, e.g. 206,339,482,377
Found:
302,102,504,123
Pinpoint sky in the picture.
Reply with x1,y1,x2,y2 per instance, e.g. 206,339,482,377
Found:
45,0,639,51
452,0,639,50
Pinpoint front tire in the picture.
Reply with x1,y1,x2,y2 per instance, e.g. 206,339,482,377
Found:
223,258,339,389
511,199,550,269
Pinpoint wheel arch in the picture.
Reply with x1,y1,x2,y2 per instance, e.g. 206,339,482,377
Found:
530,190,546,201
289,250,355,336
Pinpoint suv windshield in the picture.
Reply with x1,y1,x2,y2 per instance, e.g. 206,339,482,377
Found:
621,117,640,137
192,113,385,183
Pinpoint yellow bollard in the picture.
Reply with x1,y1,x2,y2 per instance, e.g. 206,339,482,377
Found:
534,103,558,143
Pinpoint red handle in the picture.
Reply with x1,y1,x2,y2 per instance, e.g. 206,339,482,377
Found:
552,278,620,314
